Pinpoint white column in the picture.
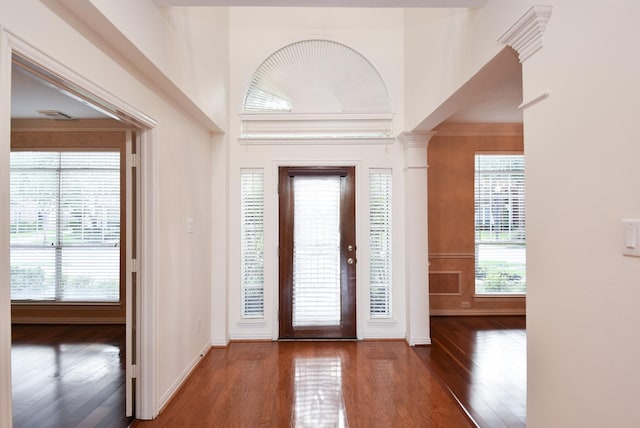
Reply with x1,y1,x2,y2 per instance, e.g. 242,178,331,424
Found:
399,131,435,346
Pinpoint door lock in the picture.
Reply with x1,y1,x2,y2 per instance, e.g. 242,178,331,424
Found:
347,257,355,265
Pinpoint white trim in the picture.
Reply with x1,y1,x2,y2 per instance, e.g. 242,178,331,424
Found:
0,26,13,428
211,338,230,347
229,332,274,341
519,90,550,110
498,5,553,63
240,113,393,144
138,128,160,419
240,137,394,145
397,131,436,148
125,131,134,417
7,31,157,129
406,336,431,346
236,319,268,327
157,343,210,412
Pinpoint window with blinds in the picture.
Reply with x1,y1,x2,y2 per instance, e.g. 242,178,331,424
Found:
369,169,392,318
474,154,526,294
292,176,341,327
240,170,265,318
10,151,121,302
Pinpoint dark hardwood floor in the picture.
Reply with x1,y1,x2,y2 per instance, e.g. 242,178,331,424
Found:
133,340,474,427
414,316,527,428
10,318,525,427
11,324,132,428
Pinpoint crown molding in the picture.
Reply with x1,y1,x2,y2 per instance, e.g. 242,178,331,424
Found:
499,5,553,63
239,113,393,144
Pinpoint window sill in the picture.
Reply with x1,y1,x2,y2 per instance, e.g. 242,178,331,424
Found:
237,319,267,327
367,318,397,327
11,301,121,309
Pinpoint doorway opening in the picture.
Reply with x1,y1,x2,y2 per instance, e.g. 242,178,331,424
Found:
8,52,148,425
278,166,356,339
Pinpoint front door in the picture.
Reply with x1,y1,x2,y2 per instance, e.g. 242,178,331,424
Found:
279,166,356,339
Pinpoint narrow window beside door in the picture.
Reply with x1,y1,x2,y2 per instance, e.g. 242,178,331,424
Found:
240,170,265,318
369,169,392,318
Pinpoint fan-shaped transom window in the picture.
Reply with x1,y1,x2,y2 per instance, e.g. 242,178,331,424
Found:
243,39,391,114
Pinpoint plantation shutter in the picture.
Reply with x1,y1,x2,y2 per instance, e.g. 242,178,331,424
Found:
292,176,341,327
369,169,392,318
474,155,526,294
10,151,120,302
240,170,265,318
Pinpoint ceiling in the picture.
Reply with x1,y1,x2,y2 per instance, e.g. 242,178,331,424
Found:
11,64,109,120
11,0,521,125
154,0,486,7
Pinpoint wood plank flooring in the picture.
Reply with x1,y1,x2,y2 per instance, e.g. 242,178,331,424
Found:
10,318,525,427
414,316,527,428
133,341,474,428
11,324,132,428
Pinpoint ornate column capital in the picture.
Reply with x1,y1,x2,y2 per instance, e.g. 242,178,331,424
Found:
399,131,435,169
398,131,436,149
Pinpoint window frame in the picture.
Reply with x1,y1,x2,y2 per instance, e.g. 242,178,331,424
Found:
240,169,265,319
474,152,526,297
368,168,393,318
10,133,126,307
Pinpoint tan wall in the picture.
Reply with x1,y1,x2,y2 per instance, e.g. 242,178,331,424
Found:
428,123,525,315
11,119,130,323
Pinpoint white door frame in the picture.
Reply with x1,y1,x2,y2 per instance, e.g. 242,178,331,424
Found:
0,28,160,422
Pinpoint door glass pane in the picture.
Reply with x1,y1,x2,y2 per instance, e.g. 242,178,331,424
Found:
292,176,341,327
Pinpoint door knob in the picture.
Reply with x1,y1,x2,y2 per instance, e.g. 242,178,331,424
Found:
347,257,355,265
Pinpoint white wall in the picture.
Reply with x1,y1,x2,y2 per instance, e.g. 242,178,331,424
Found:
524,0,640,426
403,1,531,131
227,8,408,341
0,0,219,419
87,0,229,129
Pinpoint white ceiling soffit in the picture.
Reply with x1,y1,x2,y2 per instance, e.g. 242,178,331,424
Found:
416,47,522,129
154,0,486,7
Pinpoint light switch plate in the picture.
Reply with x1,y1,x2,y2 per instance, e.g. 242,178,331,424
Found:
622,219,640,257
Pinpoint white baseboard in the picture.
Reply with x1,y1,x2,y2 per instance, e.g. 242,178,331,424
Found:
158,342,210,412
406,336,432,346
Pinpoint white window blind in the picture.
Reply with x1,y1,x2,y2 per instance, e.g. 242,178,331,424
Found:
369,169,392,318
474,155,526,294
240,170,264,318
10,152,121,302
292,176,341,327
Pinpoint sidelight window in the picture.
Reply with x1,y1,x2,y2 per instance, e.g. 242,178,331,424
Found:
369,169,392,317
240,170,265,318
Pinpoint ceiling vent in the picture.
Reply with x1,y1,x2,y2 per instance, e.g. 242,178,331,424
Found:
36,110,76,120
